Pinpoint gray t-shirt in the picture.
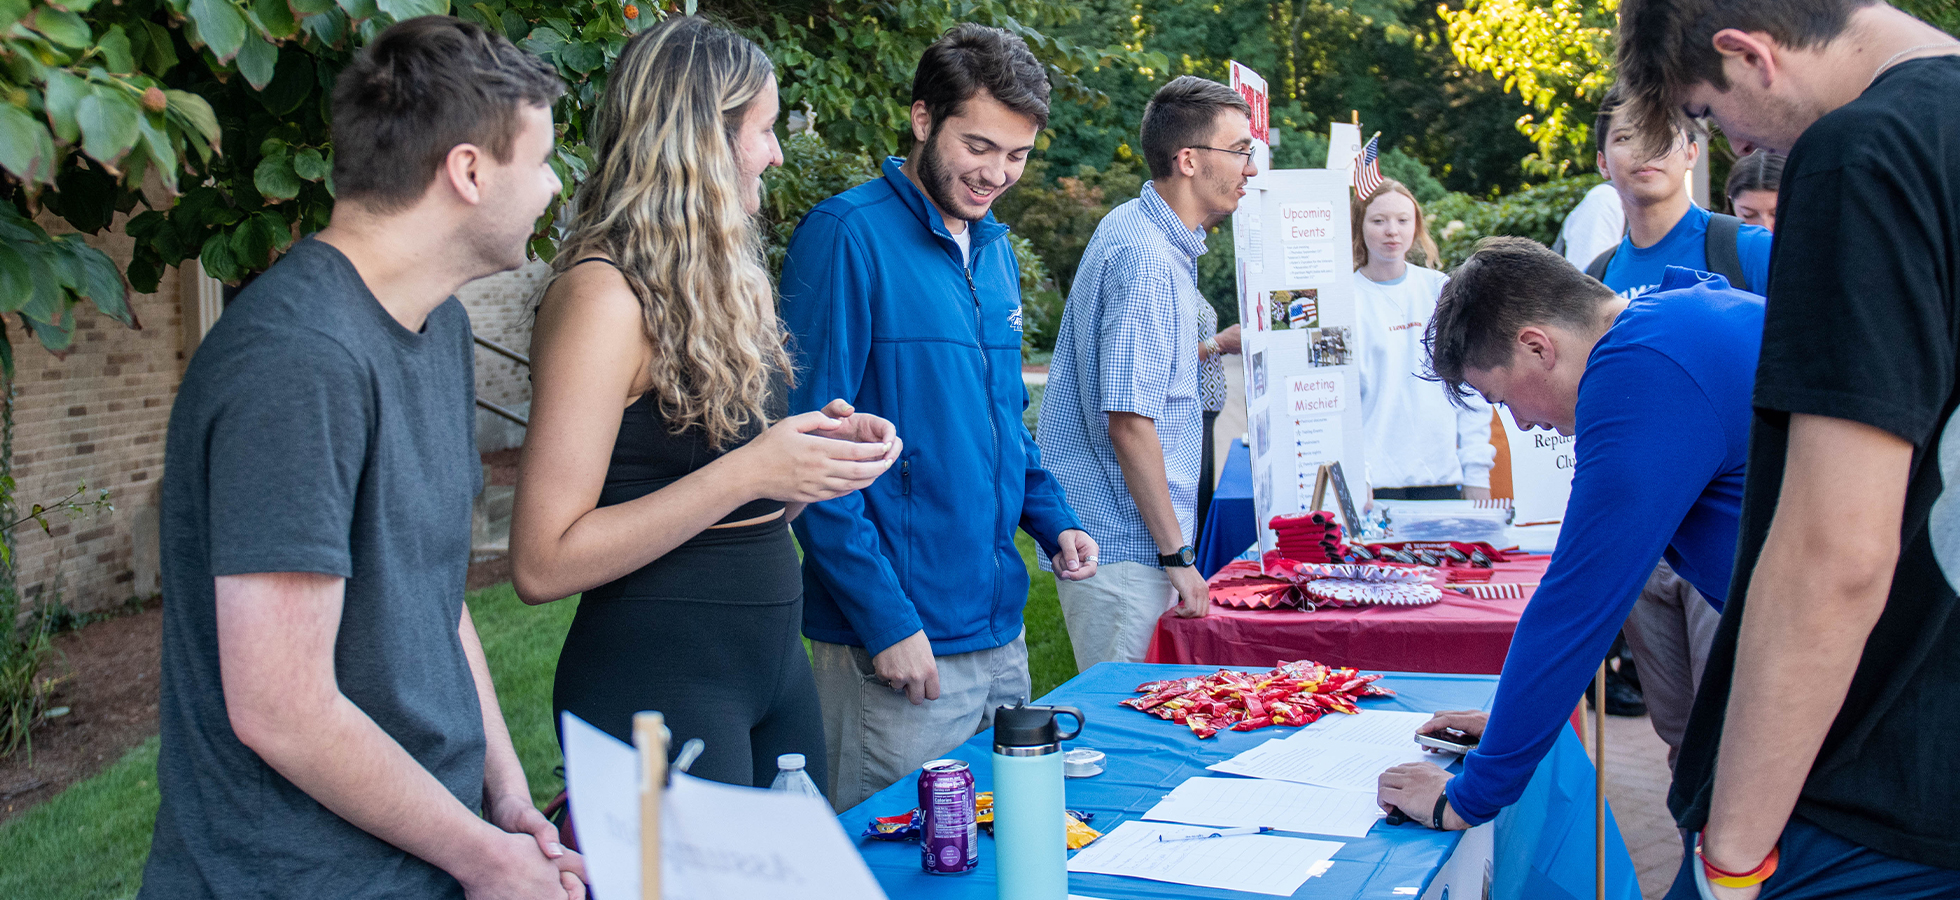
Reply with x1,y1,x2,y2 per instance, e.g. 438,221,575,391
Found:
141,238,485,898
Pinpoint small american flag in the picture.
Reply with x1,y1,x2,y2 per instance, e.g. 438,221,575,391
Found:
1352,132,1383,197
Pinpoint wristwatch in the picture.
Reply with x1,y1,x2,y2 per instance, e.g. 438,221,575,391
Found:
1158,545,1196,568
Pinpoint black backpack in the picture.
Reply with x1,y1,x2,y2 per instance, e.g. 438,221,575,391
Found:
1584,212,1750,293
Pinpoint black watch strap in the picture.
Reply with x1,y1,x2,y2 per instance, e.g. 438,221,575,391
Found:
1158,545,1196,568
1432,792,1450,830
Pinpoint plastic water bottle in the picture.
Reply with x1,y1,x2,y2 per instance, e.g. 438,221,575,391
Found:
769,753,824,798
992,703,1085,900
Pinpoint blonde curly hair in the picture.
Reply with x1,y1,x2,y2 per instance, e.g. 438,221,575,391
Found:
552,16,789,449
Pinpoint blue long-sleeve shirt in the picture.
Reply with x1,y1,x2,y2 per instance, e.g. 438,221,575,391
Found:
1447,268,1763,825
780,158,1083,658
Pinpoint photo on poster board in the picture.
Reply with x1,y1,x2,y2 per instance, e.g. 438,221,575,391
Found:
1251,350,1268,399
1309,327,1352,367
1268,289,1319,331
1254,413,1270,457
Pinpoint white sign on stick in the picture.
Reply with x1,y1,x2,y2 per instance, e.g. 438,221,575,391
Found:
1327,122,1361,169
560,712,890,900
1501,414,1576,525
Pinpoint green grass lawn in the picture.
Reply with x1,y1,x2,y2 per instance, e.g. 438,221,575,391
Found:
0,535,1075,897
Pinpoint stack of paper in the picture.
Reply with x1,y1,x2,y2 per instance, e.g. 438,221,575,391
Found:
1067,821,1343,896
1206,737,1431,791
1141,777,1384,838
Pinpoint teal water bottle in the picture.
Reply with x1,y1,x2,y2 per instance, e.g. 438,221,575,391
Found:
991,702,1085,900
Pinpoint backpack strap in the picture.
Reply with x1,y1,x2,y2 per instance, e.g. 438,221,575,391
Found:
1703,212,1748,292
1584,245,1616,283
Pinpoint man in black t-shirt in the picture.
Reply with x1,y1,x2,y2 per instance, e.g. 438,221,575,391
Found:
139,18,584,900
1618,1,1960,897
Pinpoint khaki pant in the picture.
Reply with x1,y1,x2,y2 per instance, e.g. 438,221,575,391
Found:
1055,561,1177,672
1620,559,1722,768
809,631,1030,812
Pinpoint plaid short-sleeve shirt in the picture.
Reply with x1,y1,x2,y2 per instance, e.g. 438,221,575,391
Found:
1035,183,1206,567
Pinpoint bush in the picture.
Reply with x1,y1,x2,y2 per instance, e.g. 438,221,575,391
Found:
1427,175,1604,269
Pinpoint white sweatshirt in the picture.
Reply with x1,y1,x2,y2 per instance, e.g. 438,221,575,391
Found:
1353,266,1497,490
1558,182,1625,269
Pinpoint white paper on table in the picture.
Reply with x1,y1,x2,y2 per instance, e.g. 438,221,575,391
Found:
560,712,890,900
1289,710,1438,749
1141,777,1384,838
1068,820,1341,896
1207,737,1438,792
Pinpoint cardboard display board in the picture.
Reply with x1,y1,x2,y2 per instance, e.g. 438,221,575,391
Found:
1230,62,1367,553
1234,174,1366,552
1501,417,1576,525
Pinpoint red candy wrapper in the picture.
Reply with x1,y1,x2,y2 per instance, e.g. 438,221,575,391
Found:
1120,660,1395,739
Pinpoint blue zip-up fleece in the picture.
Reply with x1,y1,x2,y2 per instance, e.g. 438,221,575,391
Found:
781,157,1084,658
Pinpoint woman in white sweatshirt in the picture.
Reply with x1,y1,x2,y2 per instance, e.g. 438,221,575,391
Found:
1351,180,1497,500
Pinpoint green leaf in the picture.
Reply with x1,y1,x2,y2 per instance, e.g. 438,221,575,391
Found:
188,0,249,61
0,244,32,315
15,243,64,325
46,0,98,11
137,112,178,193
335,0,378,21
164,89,222,147
253,151,300,200
0,316,13,380
229,215,271,268
0,103,56,185
236,34,277,89
199,232,242,283
374,0,447,19
27,8,90,49
96,25,136,74
291,0,334,12
253,0,299,37
300,6,347,45
53,236,130,326
292,146,328,181
257,49,312,115
0,0,28,31
74,88,142,168
27,306,78,355
141,21,180,71
40,69,85,143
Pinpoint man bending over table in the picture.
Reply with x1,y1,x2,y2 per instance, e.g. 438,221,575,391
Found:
1374,237,1758,830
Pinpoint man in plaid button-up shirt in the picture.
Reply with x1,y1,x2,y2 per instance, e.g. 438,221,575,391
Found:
1036,76,1257,671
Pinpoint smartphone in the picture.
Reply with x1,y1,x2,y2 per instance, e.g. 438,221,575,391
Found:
1415,727,1477,753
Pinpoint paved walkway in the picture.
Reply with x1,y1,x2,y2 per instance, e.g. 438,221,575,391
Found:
1601,712,1683,899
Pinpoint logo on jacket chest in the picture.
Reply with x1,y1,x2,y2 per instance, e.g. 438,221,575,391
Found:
1008,306,1023,333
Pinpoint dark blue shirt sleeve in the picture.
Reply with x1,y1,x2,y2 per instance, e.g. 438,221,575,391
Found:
779,209,924,657
1446,345,1728,824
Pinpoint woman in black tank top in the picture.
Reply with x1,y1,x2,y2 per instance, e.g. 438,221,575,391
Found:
509,19,899,792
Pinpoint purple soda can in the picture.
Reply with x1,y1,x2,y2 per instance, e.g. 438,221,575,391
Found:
917,759,979,875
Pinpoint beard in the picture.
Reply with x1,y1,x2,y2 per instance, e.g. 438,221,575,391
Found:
917,124,981,224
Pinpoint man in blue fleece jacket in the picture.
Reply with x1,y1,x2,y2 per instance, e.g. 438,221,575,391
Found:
1375,237,1759,830
780,24,1099,811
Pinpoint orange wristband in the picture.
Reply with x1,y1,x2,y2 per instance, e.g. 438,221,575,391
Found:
1696,833,1779,889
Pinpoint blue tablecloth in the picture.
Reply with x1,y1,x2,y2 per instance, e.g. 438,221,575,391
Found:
1198,440,1255,578
837,662,1638,900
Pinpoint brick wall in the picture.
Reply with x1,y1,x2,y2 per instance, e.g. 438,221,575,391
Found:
6,225,549,616
457,261,547,453
10,215,181,615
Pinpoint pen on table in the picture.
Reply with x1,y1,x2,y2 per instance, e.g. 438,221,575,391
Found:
1157,826,1275,843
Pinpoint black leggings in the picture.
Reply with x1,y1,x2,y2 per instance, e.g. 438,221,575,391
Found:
552,521,826,791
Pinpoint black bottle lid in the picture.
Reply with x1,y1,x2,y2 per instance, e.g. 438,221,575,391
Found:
992,702,1085,748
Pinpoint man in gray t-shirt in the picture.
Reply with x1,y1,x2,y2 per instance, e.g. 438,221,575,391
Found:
139,18,581,899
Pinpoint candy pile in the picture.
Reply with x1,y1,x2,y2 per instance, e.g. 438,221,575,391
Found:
1119,660,1395,739
863,796,1101,850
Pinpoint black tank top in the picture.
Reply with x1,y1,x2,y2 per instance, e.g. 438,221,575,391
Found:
571,257,787,525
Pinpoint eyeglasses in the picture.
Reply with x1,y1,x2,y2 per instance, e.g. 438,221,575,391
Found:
1191,145,1256,165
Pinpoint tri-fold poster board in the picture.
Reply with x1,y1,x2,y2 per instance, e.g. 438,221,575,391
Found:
1230,62,1573,542
1232,63,1366,553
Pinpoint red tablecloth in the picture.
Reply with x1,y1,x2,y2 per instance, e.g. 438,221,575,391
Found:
1144,554,1555,674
